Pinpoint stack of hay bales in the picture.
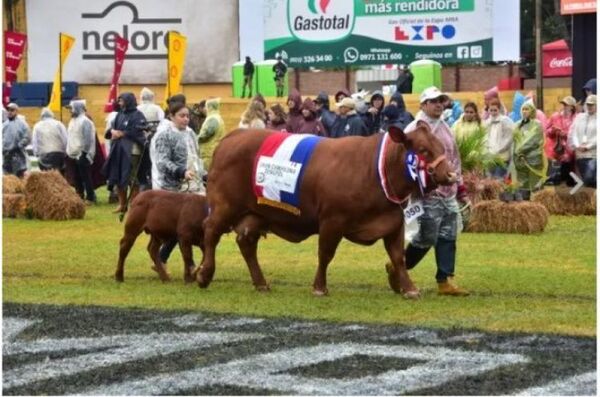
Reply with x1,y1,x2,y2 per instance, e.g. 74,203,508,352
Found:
465,200,549,234
3,175,28,218
462,172,504,204
24,171,86,220
532,187,596,215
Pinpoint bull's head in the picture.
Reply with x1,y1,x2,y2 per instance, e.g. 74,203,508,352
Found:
388,121,457,188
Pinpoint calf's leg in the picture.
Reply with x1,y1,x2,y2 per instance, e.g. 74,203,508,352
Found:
383,229,420,299
234,214,269,291
178,241,196,283
148,236,171,282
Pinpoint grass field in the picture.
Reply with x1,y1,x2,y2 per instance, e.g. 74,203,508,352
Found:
3,191,596,336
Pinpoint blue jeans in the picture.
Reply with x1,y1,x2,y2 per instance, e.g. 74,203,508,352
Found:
576,158,596,188
411,196,459,282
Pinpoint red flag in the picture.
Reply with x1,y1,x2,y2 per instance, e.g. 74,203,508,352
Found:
104,35,129,112
3,31,27,106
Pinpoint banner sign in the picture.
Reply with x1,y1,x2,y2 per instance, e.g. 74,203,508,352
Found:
25,0,238,84
165,31,187,102
104,35,129,112
560,0,596,14
3,31,27,106
48,33,76,113
542,40,572,77
264,0,519,67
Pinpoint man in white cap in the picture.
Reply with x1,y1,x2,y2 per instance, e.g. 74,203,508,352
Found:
32,107,68,172
568,94,596,188
329,97,368,138
402,87,470,296
2,102,30,177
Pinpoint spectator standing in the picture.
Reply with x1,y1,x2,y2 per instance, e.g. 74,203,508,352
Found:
239,101,267,129
286,89,304,133
2,102,30,177
103,93,148,213
511,100,546,199
273,55,287,98
189,99,207,134
568,94,597,188
197,97,225,170
297,98,326,136
137,87,164,137
66,100,97,204
484,98,514,179
31,107,67,172
365,91,385,135
242,56,255,98
388,91,414,129
395,65,413,94
334,89,351,104
266,103,288,131
544,96,577,186
483,86,508,120
329,97,368,138
452,102,484,141
403,87,470,296
582,78,596,99
314,91,336,136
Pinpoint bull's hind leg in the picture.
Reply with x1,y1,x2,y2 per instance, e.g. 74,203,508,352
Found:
313,221,344,296
148,236,171,282
384,230,420,299
234,214,269,291
197,206,236,288
178,241,196,283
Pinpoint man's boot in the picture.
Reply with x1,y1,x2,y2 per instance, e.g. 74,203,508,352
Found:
112,188,127,213
437,278,470,296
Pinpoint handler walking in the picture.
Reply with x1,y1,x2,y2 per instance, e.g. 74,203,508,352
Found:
403,87,470,296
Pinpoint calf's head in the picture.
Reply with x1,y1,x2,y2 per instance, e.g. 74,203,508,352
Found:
389,122,457,188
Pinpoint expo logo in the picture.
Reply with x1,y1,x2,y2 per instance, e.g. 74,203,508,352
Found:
288,0,355,42
394,24,456,41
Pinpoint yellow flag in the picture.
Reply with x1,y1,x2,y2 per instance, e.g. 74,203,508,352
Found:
48,33,76,113
164,31,187,106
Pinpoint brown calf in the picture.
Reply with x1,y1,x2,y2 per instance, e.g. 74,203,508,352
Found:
114,190,207,283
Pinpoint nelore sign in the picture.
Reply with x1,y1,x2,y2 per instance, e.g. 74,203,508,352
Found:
25,0,239,84
265,0,520,67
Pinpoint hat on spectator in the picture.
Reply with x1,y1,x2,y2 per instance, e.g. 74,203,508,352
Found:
6,103,18,110
419,87,449,104
335,97,355,109
560,96,577,107
585,95,596,105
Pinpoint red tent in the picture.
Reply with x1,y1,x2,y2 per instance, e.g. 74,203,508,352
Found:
542,39,573,77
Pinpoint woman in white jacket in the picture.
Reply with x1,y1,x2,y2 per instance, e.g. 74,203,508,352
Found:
484,98,514,179
568,95,597,188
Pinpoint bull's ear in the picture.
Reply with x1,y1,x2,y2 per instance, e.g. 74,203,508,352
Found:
388,125,406,143
416,119,430,132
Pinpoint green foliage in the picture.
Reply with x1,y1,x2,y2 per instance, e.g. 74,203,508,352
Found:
456,128,504,174
2,191,596,336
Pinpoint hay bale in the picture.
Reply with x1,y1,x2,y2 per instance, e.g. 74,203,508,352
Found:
24,171,85,220
2,193,28,218
3,175,25,194
465,200,549,234
462,173,504,204
532,186,596,215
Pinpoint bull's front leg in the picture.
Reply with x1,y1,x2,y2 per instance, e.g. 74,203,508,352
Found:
383,229,420,299
313,221,344,296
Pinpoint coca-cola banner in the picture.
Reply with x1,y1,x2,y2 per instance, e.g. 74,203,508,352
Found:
542,40,573,77
561,0,596,14
104,35,129,112
3,31,27,106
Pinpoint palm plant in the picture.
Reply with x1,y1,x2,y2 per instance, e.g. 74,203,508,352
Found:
455,127,504,175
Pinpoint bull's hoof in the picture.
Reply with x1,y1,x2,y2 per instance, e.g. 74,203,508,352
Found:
114,273,124,282
312,288,329,297
197,273,210,288
255,284,270,292
184,274,195,283
402,289,421,300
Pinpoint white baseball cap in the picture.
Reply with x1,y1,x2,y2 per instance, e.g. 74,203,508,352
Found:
419,87,449,104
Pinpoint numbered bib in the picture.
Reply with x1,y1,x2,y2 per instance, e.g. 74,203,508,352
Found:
404,199,424,224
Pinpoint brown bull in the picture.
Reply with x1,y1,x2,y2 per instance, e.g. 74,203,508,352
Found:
115,190,208,283
198,122,456,298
